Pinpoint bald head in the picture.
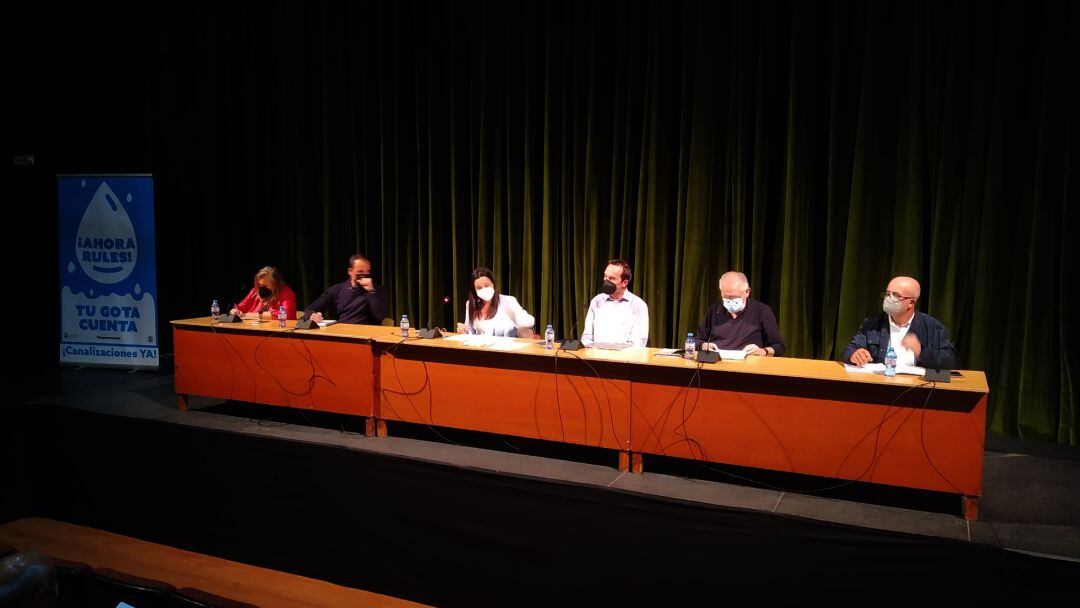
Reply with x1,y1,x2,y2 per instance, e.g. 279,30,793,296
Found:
882,276,920,323
887,276,921,300
718,271,749,295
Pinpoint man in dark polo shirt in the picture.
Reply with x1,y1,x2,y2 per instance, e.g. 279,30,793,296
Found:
695,271,785,357
303,254,388,325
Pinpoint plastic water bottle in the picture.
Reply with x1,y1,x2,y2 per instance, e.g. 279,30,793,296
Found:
210,299,220,321
400,314,409,338
684,332,695,359
544,324,555,350
885,345,897,377
278,304,287,328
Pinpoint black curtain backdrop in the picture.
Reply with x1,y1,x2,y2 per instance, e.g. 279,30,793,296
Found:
3,1,1077,443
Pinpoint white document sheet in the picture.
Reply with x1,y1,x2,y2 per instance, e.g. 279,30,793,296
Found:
843,363,926,376
444,333,529,350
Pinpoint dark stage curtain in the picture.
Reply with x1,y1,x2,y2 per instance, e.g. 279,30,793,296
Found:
4,1,1077,444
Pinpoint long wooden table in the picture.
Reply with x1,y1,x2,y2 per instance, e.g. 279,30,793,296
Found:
172,318,989,518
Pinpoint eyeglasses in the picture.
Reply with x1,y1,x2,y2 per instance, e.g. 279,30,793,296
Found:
882,291,915,303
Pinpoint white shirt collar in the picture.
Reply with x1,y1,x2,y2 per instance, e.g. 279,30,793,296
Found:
888,313,913,330
605,289,634,303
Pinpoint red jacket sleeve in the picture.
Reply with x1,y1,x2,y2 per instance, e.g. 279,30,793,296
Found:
235,288,260,314
273,286,298,320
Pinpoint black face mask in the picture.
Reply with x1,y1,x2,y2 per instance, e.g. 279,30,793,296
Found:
258,286,272,299
601,280,617,295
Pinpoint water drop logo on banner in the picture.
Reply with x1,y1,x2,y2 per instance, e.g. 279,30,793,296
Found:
58,175,158,368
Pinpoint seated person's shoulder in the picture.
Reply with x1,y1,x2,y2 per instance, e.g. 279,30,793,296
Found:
918,312,949,330
862,312,886,328
752,299,776,313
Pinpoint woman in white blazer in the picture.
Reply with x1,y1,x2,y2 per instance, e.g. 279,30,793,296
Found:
461,267,536,337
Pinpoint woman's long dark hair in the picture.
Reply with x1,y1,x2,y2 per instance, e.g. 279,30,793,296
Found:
467,266,500,323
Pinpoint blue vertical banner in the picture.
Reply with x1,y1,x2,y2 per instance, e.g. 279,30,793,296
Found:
58,175,159,369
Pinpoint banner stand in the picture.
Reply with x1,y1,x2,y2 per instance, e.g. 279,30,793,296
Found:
57,174,159,370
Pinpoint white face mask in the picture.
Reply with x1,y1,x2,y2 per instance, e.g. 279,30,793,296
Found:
882,297,905,316
722,297,745,314
476,286,495,302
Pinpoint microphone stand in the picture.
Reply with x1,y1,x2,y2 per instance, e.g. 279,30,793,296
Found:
419,296,451,339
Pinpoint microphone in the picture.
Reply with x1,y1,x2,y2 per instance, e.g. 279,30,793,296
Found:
419,295,451,339
558,302,590,352
215,283,248,323
695,302,720,364
294,284,328,330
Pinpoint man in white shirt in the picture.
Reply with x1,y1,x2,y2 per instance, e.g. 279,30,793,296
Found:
581,259,650,348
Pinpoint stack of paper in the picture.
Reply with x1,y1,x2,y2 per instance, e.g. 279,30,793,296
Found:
843,363,926,376
444,334,531,350
591,342,634,351
653,348,746,360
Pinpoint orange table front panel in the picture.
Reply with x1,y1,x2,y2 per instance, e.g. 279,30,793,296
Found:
628,365,987,497
377,342,631,451
173,320,377,416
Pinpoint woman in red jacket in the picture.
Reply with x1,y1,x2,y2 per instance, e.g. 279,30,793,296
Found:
230,266,297,321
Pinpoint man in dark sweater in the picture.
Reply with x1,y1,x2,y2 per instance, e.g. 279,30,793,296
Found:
696,271,785,357
304,254,388,325
841,275,959,370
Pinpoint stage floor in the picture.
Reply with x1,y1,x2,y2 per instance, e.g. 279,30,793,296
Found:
6,365,1078,563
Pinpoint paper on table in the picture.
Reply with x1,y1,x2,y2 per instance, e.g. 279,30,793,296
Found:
488,340,533,351
453,335,497,347
844,363,885,374
443,333,527,349
717,349,747,361
316,320,338,327
591,342,634,351
843,363,926,376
